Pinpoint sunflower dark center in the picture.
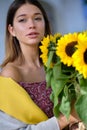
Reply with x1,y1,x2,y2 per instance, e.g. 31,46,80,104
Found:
84,49,87,64
65,41,77,57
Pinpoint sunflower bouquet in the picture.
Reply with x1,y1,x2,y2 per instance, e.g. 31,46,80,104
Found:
40,31,87,127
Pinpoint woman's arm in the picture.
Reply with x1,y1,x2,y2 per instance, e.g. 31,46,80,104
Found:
0,111,60,130
0,110,79,130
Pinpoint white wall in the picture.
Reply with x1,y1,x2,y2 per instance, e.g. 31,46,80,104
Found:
0,0,86,64
0,0,13,64
40,0,86,34
55,0,86,34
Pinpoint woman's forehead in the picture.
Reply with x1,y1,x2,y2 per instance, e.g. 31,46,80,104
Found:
15,3,42,17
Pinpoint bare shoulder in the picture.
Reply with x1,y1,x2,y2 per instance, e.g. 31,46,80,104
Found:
0,63,22,82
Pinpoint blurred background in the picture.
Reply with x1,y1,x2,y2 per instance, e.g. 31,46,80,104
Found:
0,0,87,64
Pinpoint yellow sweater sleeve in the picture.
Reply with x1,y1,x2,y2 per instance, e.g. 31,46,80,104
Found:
0,76,48,124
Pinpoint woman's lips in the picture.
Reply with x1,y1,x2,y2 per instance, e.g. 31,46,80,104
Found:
26,32,39,38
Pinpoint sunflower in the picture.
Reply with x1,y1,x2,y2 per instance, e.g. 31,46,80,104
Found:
39,35,50,66
56,32,78,66
82,30,87,35
40,33,62,67
53,33,62,43
72,33,87,78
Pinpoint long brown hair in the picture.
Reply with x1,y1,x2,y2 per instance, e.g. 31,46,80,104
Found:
1,0,51,68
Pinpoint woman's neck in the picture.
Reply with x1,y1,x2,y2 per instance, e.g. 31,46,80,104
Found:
19,45,41,68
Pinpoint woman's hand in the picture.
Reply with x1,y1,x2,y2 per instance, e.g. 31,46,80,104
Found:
70,101,80,121
57,114,79,130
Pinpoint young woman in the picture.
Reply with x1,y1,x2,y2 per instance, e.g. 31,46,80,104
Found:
0,0,79,129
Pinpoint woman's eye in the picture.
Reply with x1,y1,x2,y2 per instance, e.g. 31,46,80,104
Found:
34,17,42,21
18,19,27,22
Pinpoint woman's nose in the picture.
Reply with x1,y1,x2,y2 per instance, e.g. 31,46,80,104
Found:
28,19,35,29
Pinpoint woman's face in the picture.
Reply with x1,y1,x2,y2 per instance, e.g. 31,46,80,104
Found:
9,3,45,46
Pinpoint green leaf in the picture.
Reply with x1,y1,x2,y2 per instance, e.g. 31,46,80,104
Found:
51,85,59,107
59,88,71,119
53,104,60,117
50,92,60,117
75,95,87,125
79,77,87,95
51,78,65,98
46,68,53,87
53,62,61,79
50,76,68,110
46,51,54,68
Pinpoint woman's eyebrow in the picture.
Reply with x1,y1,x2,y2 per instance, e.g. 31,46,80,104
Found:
16,12,43,18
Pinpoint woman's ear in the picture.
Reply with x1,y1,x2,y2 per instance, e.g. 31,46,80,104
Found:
8,24,16,37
